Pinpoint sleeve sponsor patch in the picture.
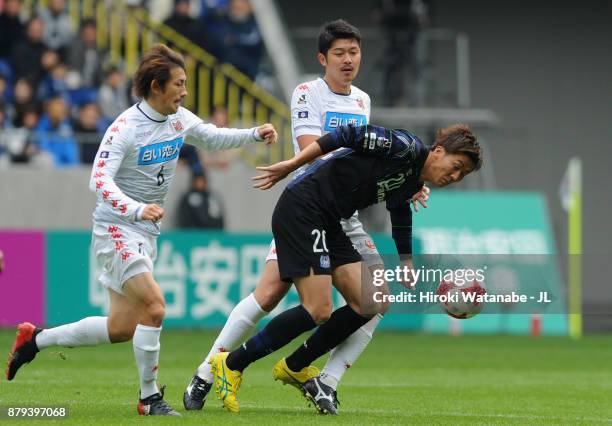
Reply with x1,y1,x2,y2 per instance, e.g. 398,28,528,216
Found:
100,151,110,158
298,111,309,118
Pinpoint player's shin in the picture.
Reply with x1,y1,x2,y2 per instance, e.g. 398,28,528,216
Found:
321,313,382,389
225,304,316,372
285,305,372,372
35,316,110,349
133,324,161,399
196,293,267,380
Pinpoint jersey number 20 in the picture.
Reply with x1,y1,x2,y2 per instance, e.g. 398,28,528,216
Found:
311,229,328,253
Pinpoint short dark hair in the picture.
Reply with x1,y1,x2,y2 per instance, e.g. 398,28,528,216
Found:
318,19,361,55
80,18,96,31
133,44,185,99
433,124,483,170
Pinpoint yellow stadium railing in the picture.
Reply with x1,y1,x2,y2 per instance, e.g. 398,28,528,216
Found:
26,0,294,165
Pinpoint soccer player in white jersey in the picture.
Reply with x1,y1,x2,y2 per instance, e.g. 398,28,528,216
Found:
184,20,429,413
5,44,277,416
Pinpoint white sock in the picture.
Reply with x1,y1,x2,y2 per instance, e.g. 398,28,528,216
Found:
319,372,339,389
322,314,382,389
35,317,110,350
133,324,161,399
196,293,267,381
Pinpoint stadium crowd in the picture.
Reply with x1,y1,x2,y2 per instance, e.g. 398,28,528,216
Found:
0,0,263,168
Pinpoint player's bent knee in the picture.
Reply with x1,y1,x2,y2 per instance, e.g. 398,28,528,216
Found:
254,283,285,312
304,303,333,324
371,287,391,315
311,310,331,324
347,300,376,319
142,300,166,326
107,322,136,343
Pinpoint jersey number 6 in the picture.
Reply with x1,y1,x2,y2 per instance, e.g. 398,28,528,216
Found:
157,165,165,186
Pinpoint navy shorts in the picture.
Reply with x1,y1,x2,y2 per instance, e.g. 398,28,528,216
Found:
272,189,361,282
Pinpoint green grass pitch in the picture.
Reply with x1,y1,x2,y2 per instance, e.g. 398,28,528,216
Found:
1,329,611,425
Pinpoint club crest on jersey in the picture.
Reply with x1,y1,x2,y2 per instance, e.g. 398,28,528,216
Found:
320,255,330,268
171,119,183,132
138,137,184,165
298,94,307,104
356,97,365,110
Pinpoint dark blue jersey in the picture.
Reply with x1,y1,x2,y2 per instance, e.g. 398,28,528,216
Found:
287,124,428,255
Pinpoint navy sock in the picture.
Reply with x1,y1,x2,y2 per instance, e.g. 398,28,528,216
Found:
226,305,316,372
286,305,371,372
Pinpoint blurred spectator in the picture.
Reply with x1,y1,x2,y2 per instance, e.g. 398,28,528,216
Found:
178,142,206,176
0,75,8,103
212,0,263,80
164,0,208,49
6,105,40,163
98,66,130,120
0,104,8,165
197,0,228,48
38,0,73,58
40,48,61,76
67,19,104,88
10,78,40,128
0,103,6,126
38,62,70,101
10,17,49,88
73,102,104,163
0,0,25,62
199,0,229,21
35,97,78,166
203,106,234,169
177,173,225,229
374,0,429,107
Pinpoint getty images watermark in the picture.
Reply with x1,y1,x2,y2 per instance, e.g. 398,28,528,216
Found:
360,254,563,315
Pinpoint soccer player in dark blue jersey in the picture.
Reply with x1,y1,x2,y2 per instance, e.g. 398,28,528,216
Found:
210,123,482,413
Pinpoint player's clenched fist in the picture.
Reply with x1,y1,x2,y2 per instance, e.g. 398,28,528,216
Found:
255,123,278,145
141,204,165,222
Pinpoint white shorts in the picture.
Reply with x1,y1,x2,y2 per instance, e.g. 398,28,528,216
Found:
92,222,157,295
265,219,382,268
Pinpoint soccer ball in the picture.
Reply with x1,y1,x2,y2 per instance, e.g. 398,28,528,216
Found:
437,279,486,319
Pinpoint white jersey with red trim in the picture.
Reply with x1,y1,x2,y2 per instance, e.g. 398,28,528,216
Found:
290,77,371,236
90,100,261,235
290,77,370,155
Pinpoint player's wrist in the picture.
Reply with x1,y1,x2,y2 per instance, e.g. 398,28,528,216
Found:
135,204,146,221
252,127,263,142
288,156,302,170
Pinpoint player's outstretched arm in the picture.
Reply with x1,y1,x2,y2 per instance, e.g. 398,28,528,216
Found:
252,139,324,190
188,118,277,151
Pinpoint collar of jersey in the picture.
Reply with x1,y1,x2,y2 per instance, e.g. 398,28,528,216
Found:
319,77,352,96
137,100,168,122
